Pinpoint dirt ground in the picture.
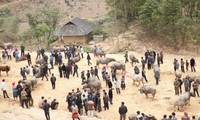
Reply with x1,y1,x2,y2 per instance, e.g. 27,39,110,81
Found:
0,48,200,120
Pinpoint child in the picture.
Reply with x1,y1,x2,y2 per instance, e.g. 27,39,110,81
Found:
121,75,126,90
114,80,120,94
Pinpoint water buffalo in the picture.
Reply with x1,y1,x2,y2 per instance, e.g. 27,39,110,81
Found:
96,50,106,57
71,53,81,64
52,46,65,52
129,54,139,66
0,66,10,76
129,113,157,120
175,70,182,78
82,76,102,90
34,66,42,78
128,73,144,87
173,92,191,111
96,57,116,67
111,62,126,74
36,58,46,64
19,76,37,90
139,86,156,98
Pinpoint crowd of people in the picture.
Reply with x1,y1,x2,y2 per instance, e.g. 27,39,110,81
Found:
1,44,200,120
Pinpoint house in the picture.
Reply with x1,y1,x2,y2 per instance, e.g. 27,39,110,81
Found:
56,17,96,44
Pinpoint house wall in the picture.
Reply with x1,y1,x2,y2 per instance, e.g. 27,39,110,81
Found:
62,36,87,45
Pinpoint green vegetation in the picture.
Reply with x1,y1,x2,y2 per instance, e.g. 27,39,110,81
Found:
106,0,200,46
24,0,62,49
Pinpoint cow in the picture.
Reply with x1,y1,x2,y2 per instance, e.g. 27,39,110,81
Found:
96,50,106,57
71,53,81,64
0,66,11,76
139,86,156,98
175,70,182,78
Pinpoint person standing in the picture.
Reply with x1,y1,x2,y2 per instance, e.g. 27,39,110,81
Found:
80,46,84,58
141,57,146,70
1,79,9,98
36,47,41,59
58,64,62,78
157,53,161,67
180,58,185,73
2,51,6,64
181,112,190,120
16,82,22,105
142,69,148,82
160,51,163,64
173,59,177,72
50,74,56,90
14,50,19,62
7,48,12,60
27,53,32,66
114,80,121,94
43,99,51,120
174,78,180,95
103,92,109,110
118,102,128,120
177,77,183,94
183,77,190,92
21,88,29,108
186,60,189,71
121,75,126,90
87,100,94,117
94,66,100,80
87,52,92,66
124,50,129,63
108,88,113,104
73,63,78,77
20,44,25,56
111,68,117,81
193,80,199,97
12,82,18,100
190,58,196,72
41,64,48,81
154,70,160,85
171,112,177,120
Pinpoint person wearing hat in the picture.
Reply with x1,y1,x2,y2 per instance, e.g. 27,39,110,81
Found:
118,102,128,120
124,50,129,63
121,75,126,90
12,82,18,100
51,99,59,110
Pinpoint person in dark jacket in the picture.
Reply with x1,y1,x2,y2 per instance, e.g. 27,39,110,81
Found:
86,70,90,79
134,65,140,74
41,64,48,81
58,64,62,78
193,80,199,97
142,69,148,82
20,44,25,56
43,99,51,120
108,88,113,104
73,63,78,77
94,66,100,80
51,99,59,110
103,92,109,110
20,67,26,80
76,95,83,115
27,53,32,66
62,63,66,78
50,74,56,89
118,102,128,120
87,52,92,66
107,80,113,89
177,78,183,94
41,48,45,56
190,58,196,72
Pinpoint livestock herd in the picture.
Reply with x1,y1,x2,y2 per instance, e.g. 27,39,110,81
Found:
0,43,200,119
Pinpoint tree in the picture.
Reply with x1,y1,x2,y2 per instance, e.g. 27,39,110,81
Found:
139,0,159,34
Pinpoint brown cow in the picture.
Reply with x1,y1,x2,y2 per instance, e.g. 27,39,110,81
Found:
0,66,11,76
